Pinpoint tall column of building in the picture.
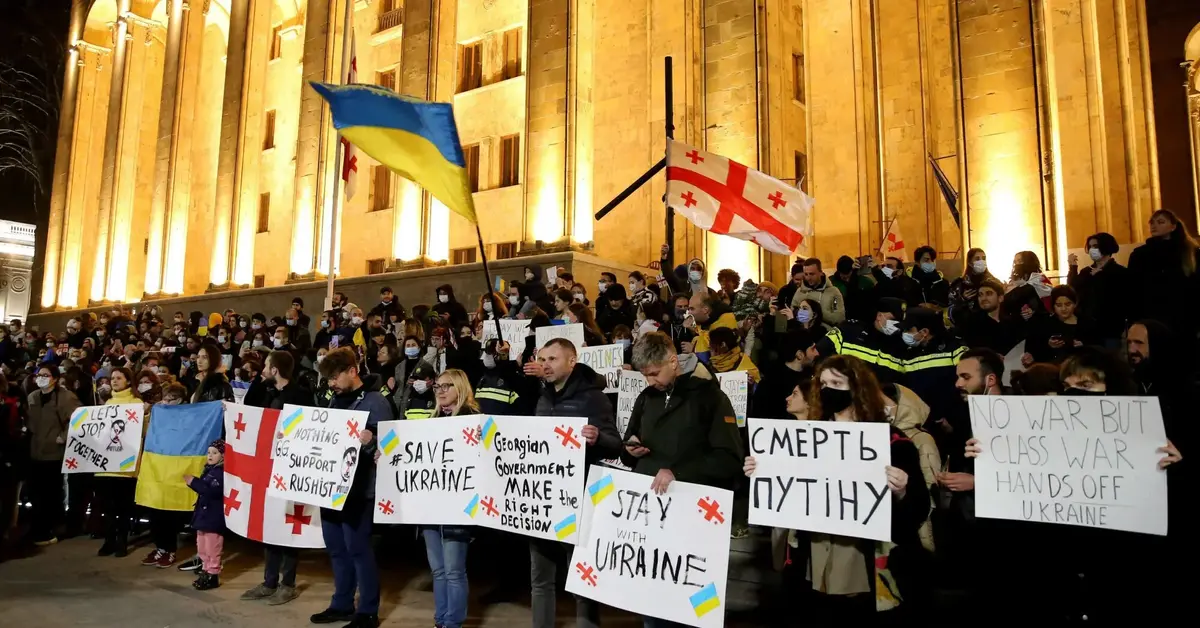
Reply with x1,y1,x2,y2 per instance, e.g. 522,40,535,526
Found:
523,0,571,245
391,0,433,265
424,0,457,263
289,0,331,278
145,0,188,297
41,0,89,309
228,0,274,286
91,0,134,302
210,0,253,288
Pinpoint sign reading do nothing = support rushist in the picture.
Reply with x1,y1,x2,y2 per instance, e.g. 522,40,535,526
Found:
373,415,480,525
267,405,367,511
968,395,1169,536
747,418,893,542
567,466,733,628
475,415,586,543
61,404,144,474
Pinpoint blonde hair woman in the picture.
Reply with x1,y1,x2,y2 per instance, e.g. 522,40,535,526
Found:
433,368,479,417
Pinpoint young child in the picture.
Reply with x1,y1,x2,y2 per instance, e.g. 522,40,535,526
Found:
184,440,225,590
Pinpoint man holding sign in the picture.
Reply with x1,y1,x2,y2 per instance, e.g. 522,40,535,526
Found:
310,348,392,628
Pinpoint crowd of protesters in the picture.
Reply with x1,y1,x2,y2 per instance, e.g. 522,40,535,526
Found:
0,208,1194,626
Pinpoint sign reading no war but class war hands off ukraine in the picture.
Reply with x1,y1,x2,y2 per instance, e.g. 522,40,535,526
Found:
747,418,893,542
62,404,144,474
267,404,368,511
373,415,481,525
968,395,1169,536
567,466,733,628
475,415,587,543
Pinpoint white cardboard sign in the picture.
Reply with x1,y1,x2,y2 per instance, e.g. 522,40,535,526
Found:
577,344,626,393
716,371,749,427
615,370,649,439
747,418,893,541
536,323,585,351
62,404,144,474
373,416,481,525
480,319,531,359
266,404,368,511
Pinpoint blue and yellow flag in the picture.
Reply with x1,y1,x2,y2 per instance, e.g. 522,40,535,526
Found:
310,82,477,223
134,402,225,512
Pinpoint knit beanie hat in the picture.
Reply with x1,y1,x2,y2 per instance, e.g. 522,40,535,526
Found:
210,439,226,454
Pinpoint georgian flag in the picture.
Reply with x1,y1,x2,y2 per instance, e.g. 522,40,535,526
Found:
880,218,908,262
223,403,324,548
340,29,359,200
665,140,813,255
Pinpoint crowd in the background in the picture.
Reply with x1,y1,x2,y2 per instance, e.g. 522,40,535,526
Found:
0,207,1195,626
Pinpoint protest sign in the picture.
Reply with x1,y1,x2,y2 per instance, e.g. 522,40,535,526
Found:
567,466,733,628
475,415,586,543
62,404,144,474
747,418,892,541
716,371,749,427
374,415,481,525
578,344,626,393
968,395,1168,536
480,319,531,359
536,323,585,351
615,370,649,439
224,403,324,548
267,404,368,511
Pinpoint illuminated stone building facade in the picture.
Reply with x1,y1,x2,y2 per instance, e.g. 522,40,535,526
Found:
33,0,1198,315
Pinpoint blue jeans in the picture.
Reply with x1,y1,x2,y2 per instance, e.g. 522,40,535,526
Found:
422,526,470,628
321,504,379,615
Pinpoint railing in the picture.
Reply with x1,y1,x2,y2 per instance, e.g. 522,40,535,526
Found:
376,8,403,33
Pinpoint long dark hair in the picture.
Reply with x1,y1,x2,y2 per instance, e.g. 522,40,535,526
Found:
808,355,886,422
964,247,986,277
1010,250,1042,281
1150,209,1198,277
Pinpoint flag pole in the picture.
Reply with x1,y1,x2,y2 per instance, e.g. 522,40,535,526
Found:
475,221,504,348
325,0,353,312
663,56,675,275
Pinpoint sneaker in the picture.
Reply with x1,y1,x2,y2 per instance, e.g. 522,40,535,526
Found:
177,555,203,572
266,585,299,606
341,615,378,628
193,573,220,591
32,536,58,547
155,551,176,568
309,608,356,624
240,584,277,601
141,549,166,566
730,524,750,540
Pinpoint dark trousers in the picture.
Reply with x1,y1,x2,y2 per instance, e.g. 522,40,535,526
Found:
264,544,299,588
27,460,63,541
150,510,186,552
95,476,136,542
321,504,379,615
65,473,96,535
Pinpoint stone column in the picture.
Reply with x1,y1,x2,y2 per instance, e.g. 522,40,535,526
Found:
288,0,332,279
1186,61,1200,221
523,0,570,246
41,0,89,309
92,0,134,302
144,0,188,297
391,0,433,266
210,0,252,288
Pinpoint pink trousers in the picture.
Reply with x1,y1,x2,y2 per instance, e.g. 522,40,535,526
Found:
195,531,224,575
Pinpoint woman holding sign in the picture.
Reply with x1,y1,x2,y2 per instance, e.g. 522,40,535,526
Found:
95,367,142,558
743,356,929,620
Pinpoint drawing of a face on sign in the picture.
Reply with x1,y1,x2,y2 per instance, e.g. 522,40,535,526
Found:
341,447,358,483
107,419,125,452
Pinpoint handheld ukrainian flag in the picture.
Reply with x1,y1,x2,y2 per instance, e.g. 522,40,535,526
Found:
310,83,476,224
135,401,225,511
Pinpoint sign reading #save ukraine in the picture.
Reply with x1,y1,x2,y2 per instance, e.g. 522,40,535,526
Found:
267,404,368,511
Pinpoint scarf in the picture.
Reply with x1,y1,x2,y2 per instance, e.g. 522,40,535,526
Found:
708,347,760,383
108,386,137,404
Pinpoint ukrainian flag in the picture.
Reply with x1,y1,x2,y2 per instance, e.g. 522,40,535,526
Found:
134,402,225,512
310,83,477,223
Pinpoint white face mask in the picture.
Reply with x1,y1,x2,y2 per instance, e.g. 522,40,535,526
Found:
252,323,262,330
35,376,51,390
252,340,264,348
218,335,227,343
137,383,153,394
273,338,285,348
508,295,520,306
483,302,493,313
413,380,429,394
286,319,296,326
1088,248,1102,262
438,294,449,304
881,319,900,336
351,316,364,325
598,281,608,293
880,267,895,279
482,354,497,369
239,321,247,328
902,331,919,347
971,260,987,274
573,293,584,302
525,272,534,281
688,270,702,283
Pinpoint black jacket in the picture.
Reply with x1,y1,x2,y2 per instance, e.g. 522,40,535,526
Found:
871,268,923,309
191,373,234,404
432,286,471,329
324,373,391,522
534,363,622,465
263,378,317,410
907,267,950,308
1067,260,1130,342
476,360,538,416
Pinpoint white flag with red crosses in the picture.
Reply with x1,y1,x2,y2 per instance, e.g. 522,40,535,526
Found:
879,218,908,262
223,403,324,548
340,29,359,200
665,140,813,255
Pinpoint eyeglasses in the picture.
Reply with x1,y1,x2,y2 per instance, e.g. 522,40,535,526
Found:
432,383,455,392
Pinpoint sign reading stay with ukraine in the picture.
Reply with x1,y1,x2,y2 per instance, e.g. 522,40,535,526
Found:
474,415,587,544
267,404,368,511
61,404,144,474
568,466,734,628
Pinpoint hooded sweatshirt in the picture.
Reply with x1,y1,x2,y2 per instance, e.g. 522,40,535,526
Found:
518,263,553,316
432,284,470,328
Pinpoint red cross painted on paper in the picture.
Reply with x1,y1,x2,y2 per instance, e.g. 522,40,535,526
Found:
346,419,360,440
767,190,787,209
697,497,725,524
273,474,286,490
685,149,705,164
480,496,499,517
64,457,78,470
668,162,804,251
285,505,311,535
680,191,698,208
340,137,358,181
575,562,598,586
554,426,582,449
462,427,480,446
225,408,284,542
125,409,139,423
224,488,243,516
378,499,395,516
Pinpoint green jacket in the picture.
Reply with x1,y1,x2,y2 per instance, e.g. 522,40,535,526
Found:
620,366,745,489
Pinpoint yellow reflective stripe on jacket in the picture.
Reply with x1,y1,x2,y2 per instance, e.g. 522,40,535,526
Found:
404,408,435,420
904,345,967,372
825,328,961,373
476,388,519,404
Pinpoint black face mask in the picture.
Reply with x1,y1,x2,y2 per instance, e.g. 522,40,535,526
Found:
819,387,854,414
1063,387,1105,396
